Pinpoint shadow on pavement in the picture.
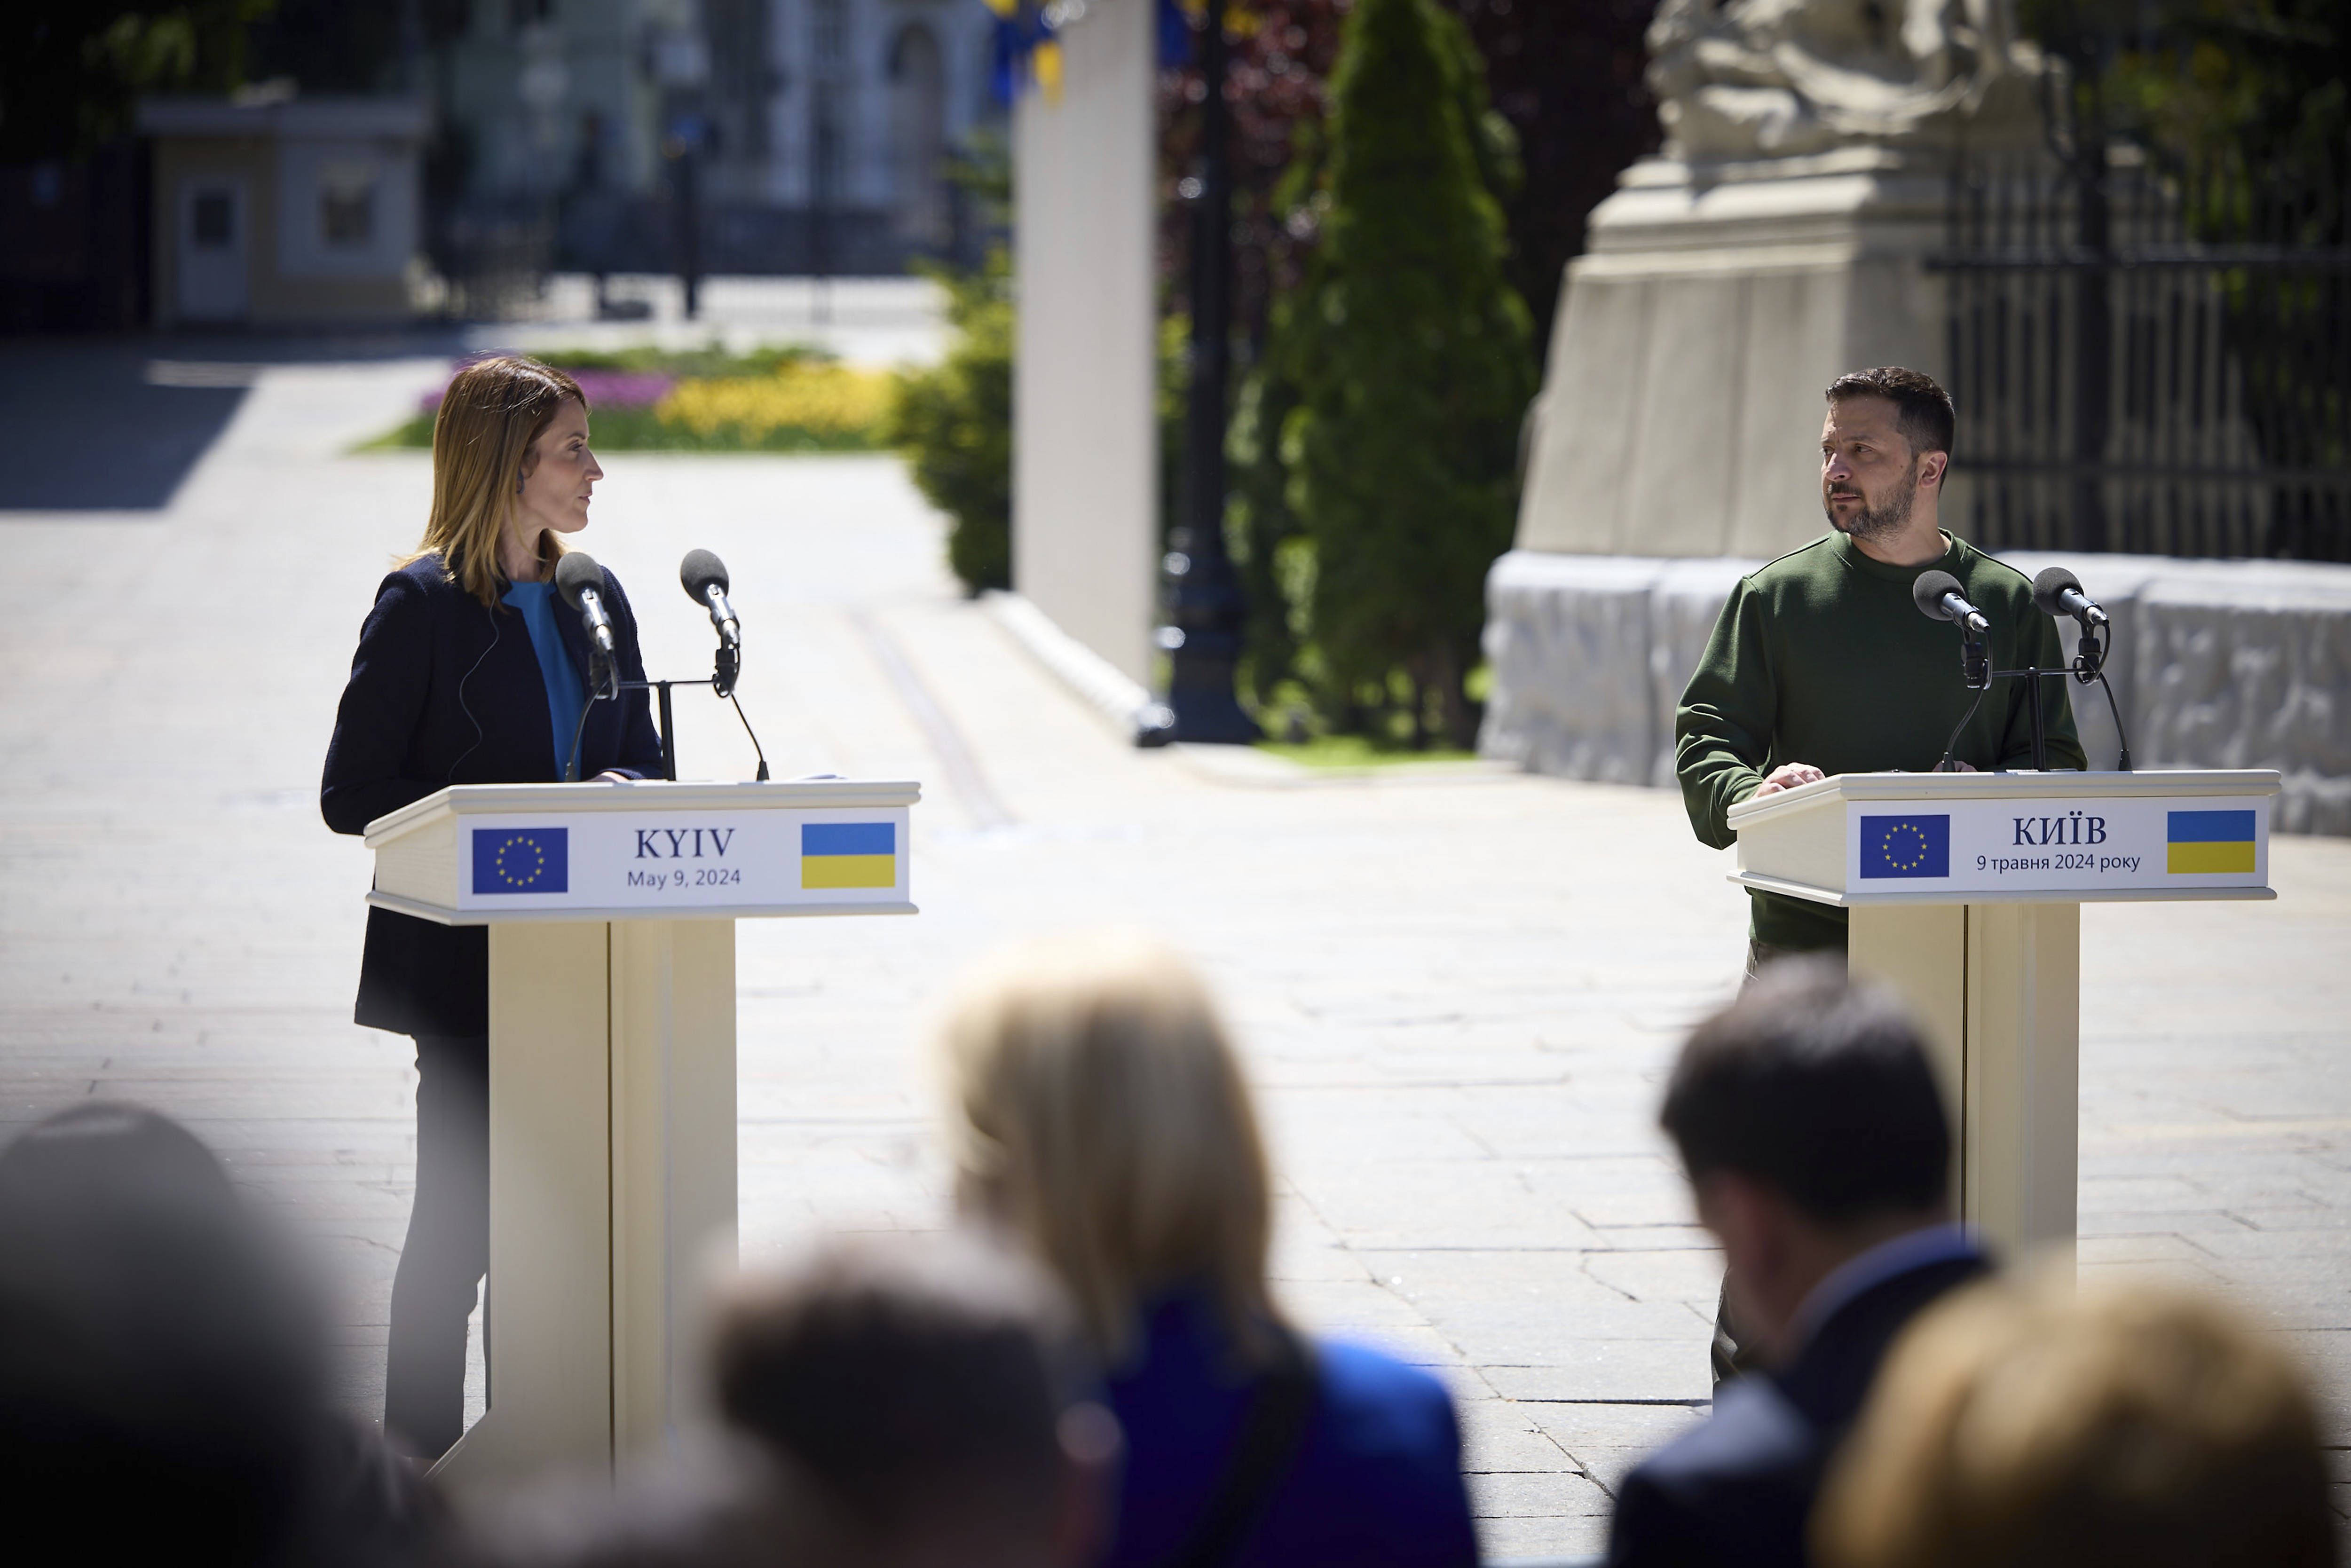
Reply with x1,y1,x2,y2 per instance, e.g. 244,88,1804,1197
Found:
0,329,469,513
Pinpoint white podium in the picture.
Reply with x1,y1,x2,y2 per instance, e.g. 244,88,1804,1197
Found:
362,779,920,1487
1726,770,2278,1263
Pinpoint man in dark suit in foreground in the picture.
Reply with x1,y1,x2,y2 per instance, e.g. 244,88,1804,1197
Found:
1607,960,1988,1568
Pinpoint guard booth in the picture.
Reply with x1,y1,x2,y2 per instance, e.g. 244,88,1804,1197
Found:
138,93,426,328
363,778,920,1487
1727,770,2279,1261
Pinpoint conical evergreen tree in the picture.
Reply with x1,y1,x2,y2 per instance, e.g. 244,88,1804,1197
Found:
1280,0,1533,746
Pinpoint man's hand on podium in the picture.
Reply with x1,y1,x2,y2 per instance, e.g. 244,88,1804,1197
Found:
1753,762,1825,798
1752,757,1980,800
592,771,635,784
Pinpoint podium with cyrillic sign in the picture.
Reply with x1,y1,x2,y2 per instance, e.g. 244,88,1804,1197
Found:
363,779,919,1487
1726,770,2278,1263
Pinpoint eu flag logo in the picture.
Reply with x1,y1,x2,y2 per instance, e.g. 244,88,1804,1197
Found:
472,827,569,894
1859,815,1950,879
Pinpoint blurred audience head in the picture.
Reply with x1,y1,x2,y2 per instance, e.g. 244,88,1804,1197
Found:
710,1229,1115,1568
1816,1271,2336,1568
0,1102,329,1566
1660,959,1953,1361
459,1439,851,1568
938,932,1278,1366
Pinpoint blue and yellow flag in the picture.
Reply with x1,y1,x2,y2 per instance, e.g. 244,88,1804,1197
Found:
472,827,569,894
2167,810,2255,874
1858,815,1950,879
802,822,897,890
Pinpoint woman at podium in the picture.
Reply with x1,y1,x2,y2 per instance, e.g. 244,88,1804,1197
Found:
320,355,663,1461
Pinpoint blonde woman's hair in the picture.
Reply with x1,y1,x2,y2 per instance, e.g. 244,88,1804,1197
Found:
938,933,1279,1368
408,355,587,607
1815,1269,2335,1568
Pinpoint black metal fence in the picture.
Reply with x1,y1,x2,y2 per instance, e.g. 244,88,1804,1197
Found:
1929,142,2351,561
430,205,556,322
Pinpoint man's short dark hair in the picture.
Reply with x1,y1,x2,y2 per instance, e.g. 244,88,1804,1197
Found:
1660,960,1950,1222
710,1231,1086,1536
1826,367,1955,459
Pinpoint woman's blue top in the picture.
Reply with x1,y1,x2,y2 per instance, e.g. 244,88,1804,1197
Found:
501,580,587,776
1101,1290,1478,1568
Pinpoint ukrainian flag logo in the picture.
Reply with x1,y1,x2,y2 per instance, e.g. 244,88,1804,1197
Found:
802,822,896,890
2167,810,2256,874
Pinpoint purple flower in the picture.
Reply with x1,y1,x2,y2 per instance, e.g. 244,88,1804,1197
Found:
564,370,676,409
415,365,677,417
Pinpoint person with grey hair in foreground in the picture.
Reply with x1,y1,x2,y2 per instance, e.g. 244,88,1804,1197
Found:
1606,959,1988,1568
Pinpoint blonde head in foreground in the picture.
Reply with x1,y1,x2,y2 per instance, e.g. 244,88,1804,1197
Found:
937,933,1280,1369
1815,1269,2335,1568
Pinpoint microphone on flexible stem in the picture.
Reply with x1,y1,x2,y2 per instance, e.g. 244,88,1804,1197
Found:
2031,565,2110,628
554,551,621,781
678,547,770,781
680,548,741,648
556,550,622,703
2034,566,2133,770
1911,569,1990,635
557,551,618,658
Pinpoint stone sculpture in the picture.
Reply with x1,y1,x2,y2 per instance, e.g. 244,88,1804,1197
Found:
1646,0,2047,162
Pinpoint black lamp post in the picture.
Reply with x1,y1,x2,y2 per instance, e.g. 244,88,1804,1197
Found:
1139,0,1255,746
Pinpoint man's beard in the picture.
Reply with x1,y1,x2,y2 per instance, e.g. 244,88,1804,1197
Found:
1826,456,1918,540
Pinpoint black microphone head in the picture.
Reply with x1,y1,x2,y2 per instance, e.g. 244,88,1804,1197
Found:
681,549,730,602
2031,565,2083,617
1913,569,1963,621
554,550,605,612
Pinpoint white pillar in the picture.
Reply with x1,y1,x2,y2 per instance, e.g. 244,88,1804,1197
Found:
1011,0,1159,686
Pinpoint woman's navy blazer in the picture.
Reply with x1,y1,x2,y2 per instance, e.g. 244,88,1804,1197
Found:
321,553,665,1037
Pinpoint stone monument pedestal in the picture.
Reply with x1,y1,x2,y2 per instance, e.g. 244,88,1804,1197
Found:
1515,147,1957,561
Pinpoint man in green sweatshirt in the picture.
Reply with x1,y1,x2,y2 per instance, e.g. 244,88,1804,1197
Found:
1676,366,2084,1385
1676,366,2086,970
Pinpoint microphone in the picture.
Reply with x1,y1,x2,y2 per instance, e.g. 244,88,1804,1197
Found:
680,549,740,648
2031,565,2110,627
678,547,767,779
555,551,617,657
1912,569,1990,636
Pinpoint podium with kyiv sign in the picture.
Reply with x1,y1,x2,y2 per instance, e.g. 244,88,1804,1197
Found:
1727,769,2278,1263
363,779,919,1486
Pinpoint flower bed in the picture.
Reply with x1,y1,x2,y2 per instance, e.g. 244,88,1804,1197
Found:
362,347,894,454
653,363,896,452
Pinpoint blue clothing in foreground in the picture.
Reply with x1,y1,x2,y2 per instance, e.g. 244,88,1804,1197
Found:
1102,1291,1477,1568
501,581,588,776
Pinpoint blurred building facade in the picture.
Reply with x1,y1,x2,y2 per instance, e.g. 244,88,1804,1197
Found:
0,0,998,333
433,0,999,276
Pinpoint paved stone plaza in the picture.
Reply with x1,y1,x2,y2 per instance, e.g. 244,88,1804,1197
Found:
3,347,2348,1556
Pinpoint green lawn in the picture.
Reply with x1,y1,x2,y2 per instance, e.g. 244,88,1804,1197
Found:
355,403,885,454
1253,734,1479,768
